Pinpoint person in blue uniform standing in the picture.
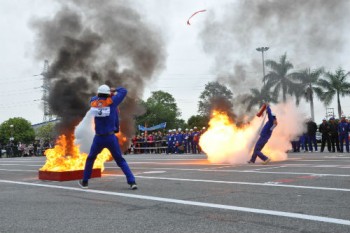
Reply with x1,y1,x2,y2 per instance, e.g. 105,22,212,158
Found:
248,104,277,164
166,130,173,154
338,115,349,153
79,84,137,190
192,127,200,154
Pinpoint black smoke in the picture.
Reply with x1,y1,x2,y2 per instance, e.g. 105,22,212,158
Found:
31,1,166,150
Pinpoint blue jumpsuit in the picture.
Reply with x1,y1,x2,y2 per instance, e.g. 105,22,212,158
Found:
191,131,200,154
250,106,276,163
83,87,135,184
166,133,173,154
338,120,349,152
175,132,183,153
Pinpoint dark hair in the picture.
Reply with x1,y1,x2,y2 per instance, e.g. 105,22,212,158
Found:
97,93,110,98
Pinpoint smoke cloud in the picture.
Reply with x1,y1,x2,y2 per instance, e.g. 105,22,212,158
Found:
199,0,350,103
31,0,166,151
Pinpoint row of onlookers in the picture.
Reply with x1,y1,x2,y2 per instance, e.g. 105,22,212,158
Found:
0,141,54,158
129,127,205,154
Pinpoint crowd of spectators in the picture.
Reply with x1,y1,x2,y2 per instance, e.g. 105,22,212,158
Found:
129,127,206,154
0,140,54,158
291,116,350,153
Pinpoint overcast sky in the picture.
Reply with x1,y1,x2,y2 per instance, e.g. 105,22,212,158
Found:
1,0,350,125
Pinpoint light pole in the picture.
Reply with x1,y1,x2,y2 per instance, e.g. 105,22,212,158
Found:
9,125,14,142
256,47,269,85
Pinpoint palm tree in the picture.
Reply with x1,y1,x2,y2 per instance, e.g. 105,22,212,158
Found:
315,68,350,118
291,68,324,121
243,83,278,111
264,53,301,102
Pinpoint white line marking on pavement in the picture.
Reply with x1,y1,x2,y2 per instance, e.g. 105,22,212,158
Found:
0,164,42,166
0,179,349,226
142,171,166,174
250,166,284,171
105,174,350,192
128,167,350,177
0,160,44,163
0,168,37,172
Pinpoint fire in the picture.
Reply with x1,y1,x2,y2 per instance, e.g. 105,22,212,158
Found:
40,131,130,172
200,101,306,164
200,111,260,164
39,134,119,172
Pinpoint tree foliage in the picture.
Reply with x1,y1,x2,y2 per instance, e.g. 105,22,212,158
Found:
291,68,325,119
243,84,278,111
187,115,209,129
135,91,181,130
36,123,57,142
314,68,350,118
264,53,301,103
198,81,233,116
0,117,35,144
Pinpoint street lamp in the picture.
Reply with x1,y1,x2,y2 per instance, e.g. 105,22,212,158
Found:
256,47,269,85
9,125,14,142
9,124,14,157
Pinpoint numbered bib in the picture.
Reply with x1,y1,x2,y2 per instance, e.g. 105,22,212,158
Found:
91,107,110,117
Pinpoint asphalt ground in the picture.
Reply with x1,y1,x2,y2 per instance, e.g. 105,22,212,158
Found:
0,152,350,233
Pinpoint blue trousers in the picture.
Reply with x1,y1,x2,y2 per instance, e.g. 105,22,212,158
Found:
192,141,199,154
167,145,173,154
250,136,269,163
83,134,135,184
307,135,318,151
339,134,349,152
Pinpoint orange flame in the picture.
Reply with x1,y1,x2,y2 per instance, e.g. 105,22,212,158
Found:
40,134,112,172
200,102,305,164
200,111,259,164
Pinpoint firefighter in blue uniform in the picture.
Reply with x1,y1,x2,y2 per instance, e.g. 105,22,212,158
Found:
183,129,190,153
188,129,194,153
248,104,277,164
166,130,173,154
192,127,200,154
175,128,184,153
338,115,349,152
79,85,137,189
171,129,177,153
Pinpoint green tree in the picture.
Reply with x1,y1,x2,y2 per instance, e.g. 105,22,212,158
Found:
136,91,181,130
242,84,278,111
314,68,350,118
0,117,35,144
292,68,324,120
198,81,233,116
264,53,301,102
187,115,209,129
36,123,57,142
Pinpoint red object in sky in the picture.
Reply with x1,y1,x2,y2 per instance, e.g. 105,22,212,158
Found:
38,169,101,181
187,9,206,25
256,104,267,117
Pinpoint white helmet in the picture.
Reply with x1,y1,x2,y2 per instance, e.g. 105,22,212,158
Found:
97,84,110,94
178,128,181,131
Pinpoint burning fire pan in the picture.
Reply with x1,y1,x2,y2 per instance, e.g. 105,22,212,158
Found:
38,169,101,181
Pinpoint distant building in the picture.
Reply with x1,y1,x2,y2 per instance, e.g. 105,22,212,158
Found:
31,118,60,131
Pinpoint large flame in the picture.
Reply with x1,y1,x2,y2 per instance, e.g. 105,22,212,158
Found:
40,132,128,172
39,134,111,172
200,101,306,164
